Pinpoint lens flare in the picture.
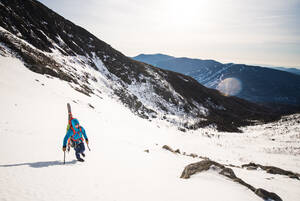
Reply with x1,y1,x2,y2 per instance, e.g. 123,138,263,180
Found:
216,77,242,96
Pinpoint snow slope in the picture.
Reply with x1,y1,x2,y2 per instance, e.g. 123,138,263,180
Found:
0,56,300,201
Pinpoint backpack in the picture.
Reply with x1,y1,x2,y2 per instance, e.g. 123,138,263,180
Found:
67,117,84,148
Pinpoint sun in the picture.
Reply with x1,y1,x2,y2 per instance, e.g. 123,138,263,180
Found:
163,0,219,30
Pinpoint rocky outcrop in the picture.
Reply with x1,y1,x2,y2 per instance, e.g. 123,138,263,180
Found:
162,145,209,160
180,160,224,179
242,162,300,180
181,159,283,201
255,188,283,201
162,145,176,153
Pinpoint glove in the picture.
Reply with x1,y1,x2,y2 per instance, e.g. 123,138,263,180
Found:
62,146,66,152
86,139,89,144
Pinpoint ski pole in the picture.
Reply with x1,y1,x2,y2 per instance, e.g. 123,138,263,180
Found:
63,151,66,164
87,143,91,151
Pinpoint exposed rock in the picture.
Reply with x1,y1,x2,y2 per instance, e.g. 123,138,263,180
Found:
219,167,236,179
88,103,95,109
180,160,224,179
288,175,299,179
188,153,198,158
162,145,175,153
178,127,186,132
255,188,283,201
199,156,210,160
114,89,156,120
144,149,149,153
246,166,258,170
181,159,282,201
162,145,210,160
242,162,299,180
227,164,240,168
174,149,181,154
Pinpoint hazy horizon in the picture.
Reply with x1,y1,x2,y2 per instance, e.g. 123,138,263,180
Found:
133,53,300,69
38,0,300,68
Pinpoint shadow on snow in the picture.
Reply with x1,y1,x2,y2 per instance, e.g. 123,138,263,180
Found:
0,160,77,168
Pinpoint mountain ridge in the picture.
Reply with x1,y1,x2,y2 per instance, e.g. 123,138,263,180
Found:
271,67,300,75
133,53,300,109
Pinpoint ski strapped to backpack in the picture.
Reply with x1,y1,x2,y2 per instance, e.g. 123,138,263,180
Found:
67,103,72,152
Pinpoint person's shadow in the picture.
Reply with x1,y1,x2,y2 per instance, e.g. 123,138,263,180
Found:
0,160,77,168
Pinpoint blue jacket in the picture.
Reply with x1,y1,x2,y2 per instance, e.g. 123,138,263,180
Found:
63,118,88,147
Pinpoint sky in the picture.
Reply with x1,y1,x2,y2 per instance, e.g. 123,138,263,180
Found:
38,0,300,68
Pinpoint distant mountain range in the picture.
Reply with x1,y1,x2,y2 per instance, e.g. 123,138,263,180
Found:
133,54,300,109
271,67,300,75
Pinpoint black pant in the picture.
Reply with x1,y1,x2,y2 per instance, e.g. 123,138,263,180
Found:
74,142,85,160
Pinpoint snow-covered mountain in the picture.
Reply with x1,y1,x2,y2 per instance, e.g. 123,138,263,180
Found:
133,54,300,110
0,0,279,132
